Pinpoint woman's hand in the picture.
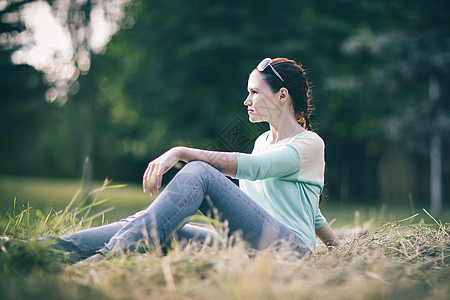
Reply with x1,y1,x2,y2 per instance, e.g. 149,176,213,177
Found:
143,146,237,197
143,147,181,197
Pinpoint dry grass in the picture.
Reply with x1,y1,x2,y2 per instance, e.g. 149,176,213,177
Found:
0,181,449,299
56,220,448,300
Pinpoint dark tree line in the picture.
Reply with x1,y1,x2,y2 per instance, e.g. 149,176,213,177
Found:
1,0,449,210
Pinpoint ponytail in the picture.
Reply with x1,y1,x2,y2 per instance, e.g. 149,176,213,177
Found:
296,110,311,130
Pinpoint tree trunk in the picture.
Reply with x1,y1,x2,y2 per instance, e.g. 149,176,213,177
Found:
429,75,442,217
82,95,93,201
430,135,442,216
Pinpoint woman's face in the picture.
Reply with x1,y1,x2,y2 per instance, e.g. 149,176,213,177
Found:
244,70,282,123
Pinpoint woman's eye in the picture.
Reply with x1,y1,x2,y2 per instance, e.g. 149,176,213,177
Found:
251,90,258,95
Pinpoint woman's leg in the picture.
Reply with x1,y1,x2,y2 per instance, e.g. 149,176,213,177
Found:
175,223,219,246
39,222,126,260
98,161,310,256
40,214,218,261
38,209,155,260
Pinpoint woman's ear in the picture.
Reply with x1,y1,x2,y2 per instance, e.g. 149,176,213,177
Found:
279,87,289,103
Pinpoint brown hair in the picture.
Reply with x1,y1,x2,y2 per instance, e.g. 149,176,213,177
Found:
258,58,323,204
257,58,314,130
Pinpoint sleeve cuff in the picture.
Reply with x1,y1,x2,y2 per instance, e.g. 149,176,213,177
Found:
234,152,253,179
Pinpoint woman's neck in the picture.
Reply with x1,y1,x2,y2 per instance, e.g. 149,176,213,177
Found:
268,118,306,144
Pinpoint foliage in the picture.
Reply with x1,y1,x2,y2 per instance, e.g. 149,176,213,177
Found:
0,0,33,51
1,0,449,202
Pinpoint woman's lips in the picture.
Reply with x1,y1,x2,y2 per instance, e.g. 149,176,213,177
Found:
248,109,255,113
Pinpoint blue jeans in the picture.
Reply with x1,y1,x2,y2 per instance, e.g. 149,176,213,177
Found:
44,161,310,260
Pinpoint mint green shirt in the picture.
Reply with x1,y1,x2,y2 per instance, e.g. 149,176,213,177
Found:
234,130,327,251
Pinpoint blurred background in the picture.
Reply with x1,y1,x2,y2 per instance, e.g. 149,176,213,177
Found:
0,0,449,224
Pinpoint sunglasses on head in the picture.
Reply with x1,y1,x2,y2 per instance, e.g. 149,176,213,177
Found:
256,58,284,82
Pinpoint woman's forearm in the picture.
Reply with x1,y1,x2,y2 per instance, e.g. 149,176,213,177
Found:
316,222,341,247
175,146,237,177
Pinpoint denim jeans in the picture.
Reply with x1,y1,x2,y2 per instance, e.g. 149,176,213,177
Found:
44,161,310,260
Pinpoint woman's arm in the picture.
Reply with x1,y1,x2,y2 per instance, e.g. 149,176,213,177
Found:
177,146,237,177
315,222,341,247
142,146,237,196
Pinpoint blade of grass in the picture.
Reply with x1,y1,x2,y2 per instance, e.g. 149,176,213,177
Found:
395,213,419,223
423,208,450,238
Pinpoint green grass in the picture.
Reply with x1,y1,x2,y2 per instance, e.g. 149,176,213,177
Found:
0,176,151,223
0,176,449,299
2,175,449,227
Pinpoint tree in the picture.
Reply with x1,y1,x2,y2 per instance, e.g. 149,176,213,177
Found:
2,0,448,209
336,0,450,213
1,0,130,195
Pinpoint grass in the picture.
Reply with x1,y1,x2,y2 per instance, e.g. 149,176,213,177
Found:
2,175,449,226
0,176,151,223
0,176,449,299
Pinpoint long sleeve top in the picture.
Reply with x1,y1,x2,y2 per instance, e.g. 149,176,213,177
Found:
234,130,327,251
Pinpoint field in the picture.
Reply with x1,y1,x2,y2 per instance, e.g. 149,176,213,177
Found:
0,176,449,299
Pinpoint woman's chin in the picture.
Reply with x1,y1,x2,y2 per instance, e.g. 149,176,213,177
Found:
248,116,264,124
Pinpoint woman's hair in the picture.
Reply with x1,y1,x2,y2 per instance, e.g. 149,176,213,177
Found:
258,58,314,130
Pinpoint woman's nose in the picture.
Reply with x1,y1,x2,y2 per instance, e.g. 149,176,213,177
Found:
244,95,252,106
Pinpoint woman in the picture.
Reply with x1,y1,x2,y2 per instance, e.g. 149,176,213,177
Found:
45,57,340,263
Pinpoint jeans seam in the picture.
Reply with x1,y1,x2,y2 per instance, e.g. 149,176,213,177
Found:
59,239,99,256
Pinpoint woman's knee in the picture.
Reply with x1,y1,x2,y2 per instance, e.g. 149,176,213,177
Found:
183,160,216,174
